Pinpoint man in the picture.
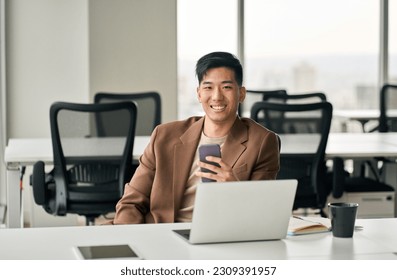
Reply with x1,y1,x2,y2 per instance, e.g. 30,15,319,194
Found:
111,51,279,224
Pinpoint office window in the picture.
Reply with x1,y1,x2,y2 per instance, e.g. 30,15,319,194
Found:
389,0,397,82
178,0,386,132
244,0,379,119
177,0,237,120
0,0,6,209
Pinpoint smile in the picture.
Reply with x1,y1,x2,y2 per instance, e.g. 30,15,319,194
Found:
210,105,226,111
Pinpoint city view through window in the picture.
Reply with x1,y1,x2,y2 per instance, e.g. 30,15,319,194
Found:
177,0,397,132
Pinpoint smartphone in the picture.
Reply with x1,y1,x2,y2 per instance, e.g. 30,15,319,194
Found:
198,144,221,182
76,245,141,259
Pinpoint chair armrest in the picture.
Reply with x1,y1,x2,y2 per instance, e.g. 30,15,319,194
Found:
332,157,346,198
31,161,46,205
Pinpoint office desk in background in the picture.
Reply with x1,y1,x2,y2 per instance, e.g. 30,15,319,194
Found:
0,218,397,259
333,109,397,132
278,132,397,159
4,133,397,228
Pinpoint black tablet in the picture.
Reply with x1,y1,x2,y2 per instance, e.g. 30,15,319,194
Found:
76,244,141,259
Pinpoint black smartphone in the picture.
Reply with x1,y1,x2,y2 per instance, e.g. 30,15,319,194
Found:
198,144,221,182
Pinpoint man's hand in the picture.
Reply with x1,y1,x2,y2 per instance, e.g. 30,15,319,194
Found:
196,156,238,182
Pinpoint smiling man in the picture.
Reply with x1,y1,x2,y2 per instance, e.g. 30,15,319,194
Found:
110,51,280,224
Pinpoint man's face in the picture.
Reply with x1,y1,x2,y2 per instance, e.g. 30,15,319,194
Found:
197,67,246,125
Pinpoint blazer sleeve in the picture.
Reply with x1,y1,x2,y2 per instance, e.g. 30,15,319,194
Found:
250,131,280,180
111,127,159,224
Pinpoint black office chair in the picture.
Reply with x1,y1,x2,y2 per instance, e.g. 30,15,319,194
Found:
31,101,137,225
94,91,161,136
246,89,288,101
251,101,333,216
250,92,327,132
330,84,397,197
378,83,397,132
94,91,161,178
331,157,394,199
330,84,396,201
264,92,326,103
240,89,288,116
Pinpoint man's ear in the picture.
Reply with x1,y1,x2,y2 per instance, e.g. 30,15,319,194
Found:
239,86,247,103
197,87,202,102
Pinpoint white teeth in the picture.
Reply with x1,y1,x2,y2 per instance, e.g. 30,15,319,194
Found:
211,105,225,110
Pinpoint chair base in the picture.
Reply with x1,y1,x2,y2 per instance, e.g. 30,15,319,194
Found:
85,215,99,226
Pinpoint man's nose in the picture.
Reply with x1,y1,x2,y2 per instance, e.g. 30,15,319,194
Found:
212,87,223,100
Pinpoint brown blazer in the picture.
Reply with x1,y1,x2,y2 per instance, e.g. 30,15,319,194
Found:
111,116,280,224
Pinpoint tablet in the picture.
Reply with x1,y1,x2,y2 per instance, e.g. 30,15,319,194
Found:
76,244,141,259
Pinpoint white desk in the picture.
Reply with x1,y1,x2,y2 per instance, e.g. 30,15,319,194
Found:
4,133,397,228
325,133,397,158
280,133,397,158
0,218,396,259
4,136,150,165
333,109,397,132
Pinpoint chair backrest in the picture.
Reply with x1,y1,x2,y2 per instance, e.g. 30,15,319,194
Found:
250,93,327,133
94,91,161,136
239,89,288,116
48,101,137,221
246,89,288,101
264,92,327,103
379,84,397,132
250,101,333,214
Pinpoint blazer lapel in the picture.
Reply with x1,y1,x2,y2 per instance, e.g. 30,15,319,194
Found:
221,117,248,168
172,118,204,214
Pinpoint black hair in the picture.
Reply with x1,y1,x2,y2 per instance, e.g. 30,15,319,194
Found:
195,52,243,86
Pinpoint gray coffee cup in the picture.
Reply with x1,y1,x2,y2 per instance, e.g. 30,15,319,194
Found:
328,202,359,238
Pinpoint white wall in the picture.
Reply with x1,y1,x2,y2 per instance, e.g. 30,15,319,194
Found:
6,0,177,138
6,0,90,138
3,0,177,226
88,0,178,123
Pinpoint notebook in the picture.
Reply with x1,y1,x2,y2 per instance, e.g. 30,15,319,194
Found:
173,179,298,244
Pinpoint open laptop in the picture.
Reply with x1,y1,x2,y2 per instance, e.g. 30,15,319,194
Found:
173,179,298,244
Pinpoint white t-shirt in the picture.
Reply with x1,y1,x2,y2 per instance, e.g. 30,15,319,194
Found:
175,132,227,222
